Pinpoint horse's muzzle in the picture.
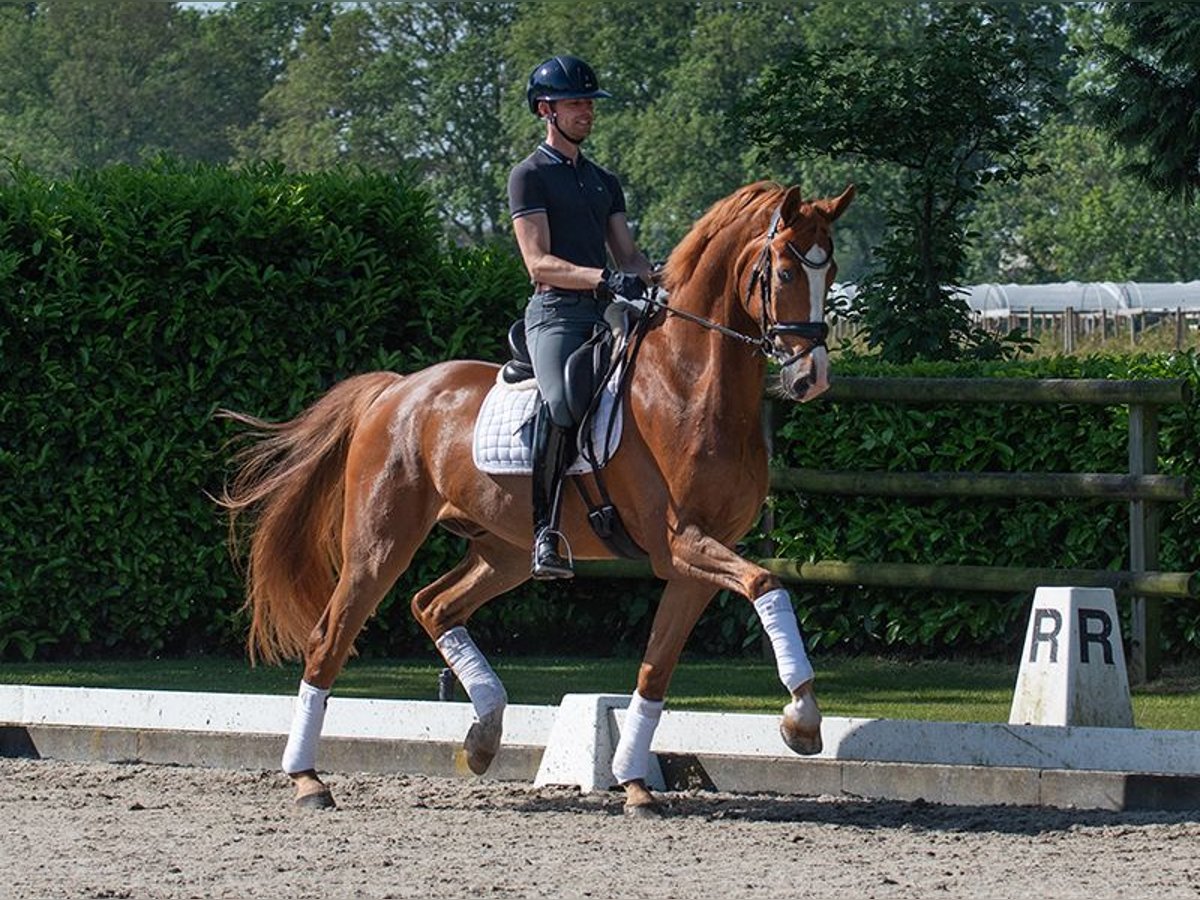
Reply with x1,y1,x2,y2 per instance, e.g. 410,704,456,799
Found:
781,346,829,403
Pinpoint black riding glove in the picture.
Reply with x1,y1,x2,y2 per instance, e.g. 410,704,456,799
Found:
599,268,647,300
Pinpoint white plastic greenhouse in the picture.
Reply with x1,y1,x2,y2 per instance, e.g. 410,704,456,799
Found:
832,282,1200,317
965,282,1200,319
827,282,1200,349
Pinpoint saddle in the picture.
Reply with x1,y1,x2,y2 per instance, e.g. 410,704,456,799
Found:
501,298,651,425
497,298,655,560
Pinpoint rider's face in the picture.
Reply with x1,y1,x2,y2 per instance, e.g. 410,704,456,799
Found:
549,98,594,140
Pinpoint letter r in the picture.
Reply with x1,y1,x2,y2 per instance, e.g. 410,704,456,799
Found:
1078,608,1116,665
1030,608,1062,663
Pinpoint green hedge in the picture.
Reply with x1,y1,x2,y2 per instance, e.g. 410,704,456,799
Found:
2,159,1197,662
0,160,530,660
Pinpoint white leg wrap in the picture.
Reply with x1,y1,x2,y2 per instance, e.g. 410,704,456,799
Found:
754,588,814,693
436,626,507,720
281,680,330,774
610,691,664,785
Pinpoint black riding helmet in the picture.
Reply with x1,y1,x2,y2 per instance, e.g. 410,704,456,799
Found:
525,55,612,115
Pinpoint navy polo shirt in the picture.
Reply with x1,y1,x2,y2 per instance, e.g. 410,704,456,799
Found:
508,143,626,270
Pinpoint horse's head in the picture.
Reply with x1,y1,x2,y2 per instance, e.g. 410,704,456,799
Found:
745,184,855,402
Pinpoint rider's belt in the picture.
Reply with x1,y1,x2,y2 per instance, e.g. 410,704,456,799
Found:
534,285,605,300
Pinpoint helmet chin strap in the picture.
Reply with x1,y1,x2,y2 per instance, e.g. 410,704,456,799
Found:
548,107,585,146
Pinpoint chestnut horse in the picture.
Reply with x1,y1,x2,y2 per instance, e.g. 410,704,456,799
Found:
220,180,854,815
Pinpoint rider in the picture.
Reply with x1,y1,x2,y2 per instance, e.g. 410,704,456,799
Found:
508,54,656,580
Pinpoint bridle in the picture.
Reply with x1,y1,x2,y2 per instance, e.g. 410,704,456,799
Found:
746,205,831,367
643,202,832,366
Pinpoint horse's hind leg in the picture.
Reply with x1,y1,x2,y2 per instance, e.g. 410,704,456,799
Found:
285,495,439,809
285,559,427,808
411,532,531,776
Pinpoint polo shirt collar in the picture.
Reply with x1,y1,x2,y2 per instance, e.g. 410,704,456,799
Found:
538,142,585,166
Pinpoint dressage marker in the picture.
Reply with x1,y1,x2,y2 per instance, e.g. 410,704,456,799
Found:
1010,586,1134,728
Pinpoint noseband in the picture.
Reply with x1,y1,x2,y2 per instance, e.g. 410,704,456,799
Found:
746,206,830,367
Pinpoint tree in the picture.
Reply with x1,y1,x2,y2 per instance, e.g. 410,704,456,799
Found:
967,117,1200,284
237,2,519,244
0,3,61,171
0,1,182,171
0,1,317,173
373,2,519,242
1084,2,1200,204
620,1,862,261
165,1,326,164
231,5,374,171
740,3,1066,362
499,0,891,277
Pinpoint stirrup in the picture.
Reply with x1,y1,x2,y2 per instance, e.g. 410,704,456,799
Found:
532,528,574,580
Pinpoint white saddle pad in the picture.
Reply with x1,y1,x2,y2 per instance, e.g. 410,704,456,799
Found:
472,372,623,476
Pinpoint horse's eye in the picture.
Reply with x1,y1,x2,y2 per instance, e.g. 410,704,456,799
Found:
778,268,795,284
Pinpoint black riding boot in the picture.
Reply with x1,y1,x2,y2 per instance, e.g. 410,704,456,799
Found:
531,402,575,580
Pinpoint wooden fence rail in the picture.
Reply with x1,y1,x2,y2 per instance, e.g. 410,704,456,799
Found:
772,469,1189,502
577,558,1197,599
580,377,1195,683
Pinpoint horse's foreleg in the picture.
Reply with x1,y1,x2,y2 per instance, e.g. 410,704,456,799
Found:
615,578,715,817
413,535,531,776
662,527,822,756
755,588,821,754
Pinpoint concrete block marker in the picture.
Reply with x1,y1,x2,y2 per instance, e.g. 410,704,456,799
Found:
1009,586,1134,727
533,694,664,792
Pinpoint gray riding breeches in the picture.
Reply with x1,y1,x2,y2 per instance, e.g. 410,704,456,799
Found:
524,290,608,428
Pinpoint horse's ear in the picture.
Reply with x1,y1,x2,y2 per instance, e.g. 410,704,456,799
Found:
814,184,856,222
779,185,804,223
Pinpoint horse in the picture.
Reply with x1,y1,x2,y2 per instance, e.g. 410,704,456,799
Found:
218,179,855,815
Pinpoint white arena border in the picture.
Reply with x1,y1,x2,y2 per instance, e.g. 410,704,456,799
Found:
0,685,556,748
3,684,1198,786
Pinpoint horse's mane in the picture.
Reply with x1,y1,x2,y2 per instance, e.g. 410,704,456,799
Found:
663,181,786,293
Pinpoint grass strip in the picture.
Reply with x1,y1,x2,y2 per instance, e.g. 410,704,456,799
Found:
0,655,1195,731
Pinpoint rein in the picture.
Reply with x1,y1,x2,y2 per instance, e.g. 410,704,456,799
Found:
640,290,765,349
644,203,830,366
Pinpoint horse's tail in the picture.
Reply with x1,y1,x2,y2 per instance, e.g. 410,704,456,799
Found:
216,372,402,665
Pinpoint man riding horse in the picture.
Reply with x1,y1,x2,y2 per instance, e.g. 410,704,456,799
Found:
508,54,657,580
220,52,853,813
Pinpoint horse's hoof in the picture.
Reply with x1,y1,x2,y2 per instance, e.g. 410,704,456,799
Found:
624,800,663,819
780,693,823,755
621,779,661,818
294,789,336,811
462,708,504,775
290,770,336,810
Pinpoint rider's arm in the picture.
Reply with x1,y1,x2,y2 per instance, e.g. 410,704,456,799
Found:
512,211,606,291
605,212,658,285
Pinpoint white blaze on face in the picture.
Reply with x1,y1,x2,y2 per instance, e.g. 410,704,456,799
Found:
799,242,830,401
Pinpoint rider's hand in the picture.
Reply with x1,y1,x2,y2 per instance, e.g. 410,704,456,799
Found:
599,268,647,300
